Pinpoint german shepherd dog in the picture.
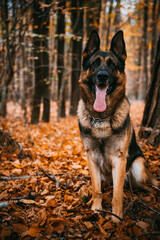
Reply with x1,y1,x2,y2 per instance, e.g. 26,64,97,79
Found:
77,30,157,222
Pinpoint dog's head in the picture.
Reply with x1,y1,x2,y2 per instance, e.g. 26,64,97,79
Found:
79,30,127,115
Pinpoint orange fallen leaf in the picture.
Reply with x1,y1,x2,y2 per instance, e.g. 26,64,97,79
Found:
64,194,73,202
0,190,8,201
12,223,28,233
25,226,42,237
20,199,36,204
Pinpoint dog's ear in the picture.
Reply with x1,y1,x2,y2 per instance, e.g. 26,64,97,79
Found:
110,30,127,61
83,30,100,69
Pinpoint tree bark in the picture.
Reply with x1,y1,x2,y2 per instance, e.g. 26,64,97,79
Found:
31,0,51,124
106,0,113,49
136,9,142,100
0,0,14,116
140,37,160,146
85,0,101,36
150,0,160,78
114,0,121,33
56,0,66,118
143,0,148,94
70,0,84,116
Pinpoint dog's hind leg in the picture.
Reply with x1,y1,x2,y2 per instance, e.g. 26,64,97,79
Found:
130,156,158,188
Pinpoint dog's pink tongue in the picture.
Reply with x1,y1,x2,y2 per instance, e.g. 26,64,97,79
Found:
93,85,108,112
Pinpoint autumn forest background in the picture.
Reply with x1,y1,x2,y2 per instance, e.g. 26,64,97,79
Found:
0,0,160,239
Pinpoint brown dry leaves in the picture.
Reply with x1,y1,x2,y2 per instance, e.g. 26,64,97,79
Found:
0,101,159,240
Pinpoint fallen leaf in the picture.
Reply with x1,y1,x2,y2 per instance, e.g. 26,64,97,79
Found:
12,168,22,175
20,199,36,204
103,221,114,230
38,209,47,226
26,226,42,237
136,221,149,229
12,223,28,233
0,190,8,200
83,221,93,229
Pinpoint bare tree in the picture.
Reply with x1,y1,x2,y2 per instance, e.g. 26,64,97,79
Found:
142,0,148,94
140,37,160,146
106,0,114,49
150,0,160,78
31,0,51,124
70,0,84,116
56,0,66,118
114,0,121,33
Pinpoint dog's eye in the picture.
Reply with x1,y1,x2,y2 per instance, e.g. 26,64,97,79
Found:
91,58,100,69
107,59,115,69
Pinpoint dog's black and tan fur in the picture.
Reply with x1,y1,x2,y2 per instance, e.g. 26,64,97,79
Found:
77,30,157,222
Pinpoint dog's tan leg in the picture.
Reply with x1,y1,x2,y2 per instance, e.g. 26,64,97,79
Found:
112,155,126,223
87,157,102,211
83,138,102,211
130,156,158,187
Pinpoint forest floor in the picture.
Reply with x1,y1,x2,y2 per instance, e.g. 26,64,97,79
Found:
0,101,160,240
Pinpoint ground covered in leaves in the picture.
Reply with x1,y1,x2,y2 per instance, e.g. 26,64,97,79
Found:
0,101,159,240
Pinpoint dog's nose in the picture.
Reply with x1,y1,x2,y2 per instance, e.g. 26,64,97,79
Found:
97,71,109,81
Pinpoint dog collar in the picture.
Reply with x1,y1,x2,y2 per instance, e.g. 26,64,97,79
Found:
86,109,109,128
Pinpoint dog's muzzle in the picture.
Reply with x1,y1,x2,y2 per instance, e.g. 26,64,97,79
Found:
96,71,109,86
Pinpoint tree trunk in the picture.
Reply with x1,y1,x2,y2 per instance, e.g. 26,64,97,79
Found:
106,0,113,49
0,0,14,116
70,0,84,116
85,0,101,36
142,0,148,95
136,9,142,100
150,0,160,78
114,0,121,33
139,37,160,146
56,0,66,118
31,0,51,124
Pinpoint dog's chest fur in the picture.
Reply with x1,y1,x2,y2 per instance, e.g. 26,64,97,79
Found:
78,98,131,178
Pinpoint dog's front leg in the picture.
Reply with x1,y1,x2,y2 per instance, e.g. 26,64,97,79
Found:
87,156,102,211
112,155,126,223
82,137,102,211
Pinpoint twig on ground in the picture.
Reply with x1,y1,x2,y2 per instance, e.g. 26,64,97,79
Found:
96,209,123,222
39,167,61,188
0,200,18,208
137,199,160,216
152,185,160,192
137,232,160,239
0,175,39,181
127,172,160,216
0,174,57,181
0,193,39,208
17,143,22,156
124,198,137,217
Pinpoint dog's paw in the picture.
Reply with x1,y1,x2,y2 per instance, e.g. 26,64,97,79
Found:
91,198,102,212
111,215,122,224
112,202,123,223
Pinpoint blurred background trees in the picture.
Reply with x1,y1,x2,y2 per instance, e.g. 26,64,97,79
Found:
0,0,159,125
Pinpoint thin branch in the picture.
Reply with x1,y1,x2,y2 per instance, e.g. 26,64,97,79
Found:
124,198,137,217
137,199,160,216
152,185,160,192
0,200,18,208
39,167,61,188
0,193,39,208
127,173,160,216
0,174,56,181
137,232,160,239
96,209,123,222
0,175,35,181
